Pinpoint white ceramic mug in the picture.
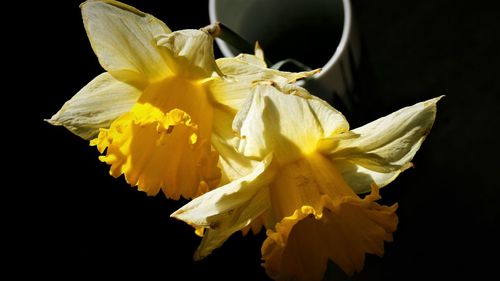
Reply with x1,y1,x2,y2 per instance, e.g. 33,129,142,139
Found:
209,0,360,108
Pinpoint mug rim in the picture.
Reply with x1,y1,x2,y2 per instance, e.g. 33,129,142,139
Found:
208,0,353,78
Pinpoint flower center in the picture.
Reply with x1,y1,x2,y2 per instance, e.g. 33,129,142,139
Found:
91,75,221,199
268,153,356,221
262,153,398,279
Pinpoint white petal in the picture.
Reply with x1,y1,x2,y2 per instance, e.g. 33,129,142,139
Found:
156,30,220,79
47,73,141,139
81,0,172,84
327,97,442,193
233,83,349,163
171,154,275,259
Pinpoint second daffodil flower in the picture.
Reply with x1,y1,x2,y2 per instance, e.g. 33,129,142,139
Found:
173,81,441,280
47,0,317,200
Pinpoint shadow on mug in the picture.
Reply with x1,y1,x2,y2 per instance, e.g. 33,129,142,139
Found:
209,0,360,110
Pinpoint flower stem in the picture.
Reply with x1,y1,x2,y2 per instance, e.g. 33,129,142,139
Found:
201,22,311,72
202,22,273,65
214,22,255,54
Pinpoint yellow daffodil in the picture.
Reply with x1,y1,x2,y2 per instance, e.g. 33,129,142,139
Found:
173,81,441,280
47,0,317,199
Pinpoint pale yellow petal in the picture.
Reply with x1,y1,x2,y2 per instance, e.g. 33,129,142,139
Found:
241,213,270,236
193,187,270,260
332,160,413,194
325,97,442,193
156,30,221,79
217,54,318,82
171,154,275,259
47,73,140,140
235,53,266,68
253,42,265,63
210,55,319,111
211,107,258,183
81,0,172,84
233,83,349,163
171,153,274,227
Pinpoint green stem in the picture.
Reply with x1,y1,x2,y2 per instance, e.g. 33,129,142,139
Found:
202,22,272,65
219,22,255,55
201,22,311,72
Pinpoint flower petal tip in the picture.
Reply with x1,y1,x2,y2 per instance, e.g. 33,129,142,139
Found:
193,250,207,261
170,209,183,219
44,117,59,126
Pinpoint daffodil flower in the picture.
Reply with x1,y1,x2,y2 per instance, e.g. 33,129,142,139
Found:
48,0,317,199
172,81,441,280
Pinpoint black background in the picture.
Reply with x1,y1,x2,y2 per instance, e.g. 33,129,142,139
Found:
10,0,499,280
